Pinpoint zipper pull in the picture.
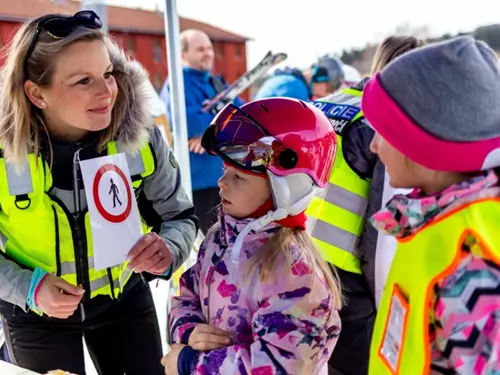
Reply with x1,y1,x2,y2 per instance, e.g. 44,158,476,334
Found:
80,303,86,322
73,147,83,214
73,147,82,164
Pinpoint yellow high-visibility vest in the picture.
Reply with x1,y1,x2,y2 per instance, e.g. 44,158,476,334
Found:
0,141,155,300
307,88,371,274
369,198,500,374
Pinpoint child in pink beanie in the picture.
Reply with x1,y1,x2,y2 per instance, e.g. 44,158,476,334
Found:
362,36,500,375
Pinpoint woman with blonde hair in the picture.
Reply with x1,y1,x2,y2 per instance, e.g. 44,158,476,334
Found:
370,35,425,75
309,34,424,375
0,10,196,375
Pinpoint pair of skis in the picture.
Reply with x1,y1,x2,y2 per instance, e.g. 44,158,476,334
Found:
202,51,287,113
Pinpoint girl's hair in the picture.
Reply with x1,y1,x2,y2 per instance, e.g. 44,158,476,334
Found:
370,35,426,75
247,227,343,308
0,16,142,168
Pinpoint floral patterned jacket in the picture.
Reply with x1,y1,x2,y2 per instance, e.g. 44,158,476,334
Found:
169,215,341,374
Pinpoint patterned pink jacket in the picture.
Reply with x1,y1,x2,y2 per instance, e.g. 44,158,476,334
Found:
169,215,341,374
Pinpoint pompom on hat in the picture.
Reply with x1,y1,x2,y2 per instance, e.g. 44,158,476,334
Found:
362,36,500,172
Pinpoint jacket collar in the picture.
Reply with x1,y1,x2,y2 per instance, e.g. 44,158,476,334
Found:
220,214,280,247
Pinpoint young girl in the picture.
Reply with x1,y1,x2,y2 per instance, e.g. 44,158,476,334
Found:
362,36,500,374
162,98,342,374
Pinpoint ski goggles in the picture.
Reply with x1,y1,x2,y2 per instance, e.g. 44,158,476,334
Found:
24,11,102,77
201,103,298,174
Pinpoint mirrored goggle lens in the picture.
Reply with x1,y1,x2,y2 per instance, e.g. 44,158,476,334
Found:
219,135,290,171
212,104,269,149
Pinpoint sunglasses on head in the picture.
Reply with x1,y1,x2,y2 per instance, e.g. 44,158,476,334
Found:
24,10,102,78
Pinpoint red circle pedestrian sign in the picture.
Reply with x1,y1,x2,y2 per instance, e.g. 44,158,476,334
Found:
92,163,132,223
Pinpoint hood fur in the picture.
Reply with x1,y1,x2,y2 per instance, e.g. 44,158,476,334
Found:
106,39,153,151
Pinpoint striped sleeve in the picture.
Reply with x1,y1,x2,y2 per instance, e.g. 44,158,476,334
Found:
431,244,500,375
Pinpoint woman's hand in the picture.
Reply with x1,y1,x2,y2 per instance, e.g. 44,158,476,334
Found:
36,275,85,319
127,232,173,274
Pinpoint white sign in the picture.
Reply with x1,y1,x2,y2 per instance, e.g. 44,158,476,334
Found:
80,153,142,270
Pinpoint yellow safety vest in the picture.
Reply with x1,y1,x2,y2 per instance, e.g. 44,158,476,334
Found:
307,88,371,274
369,198,500,375
0,140,155,301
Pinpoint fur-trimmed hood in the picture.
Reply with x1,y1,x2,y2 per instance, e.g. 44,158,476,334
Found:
106,39,154,151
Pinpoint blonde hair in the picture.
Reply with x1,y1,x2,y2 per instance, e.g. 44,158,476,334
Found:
0,16,145,168
247,227,343,309
370,35,425,75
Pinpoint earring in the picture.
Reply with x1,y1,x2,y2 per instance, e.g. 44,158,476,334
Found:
40,101,46,108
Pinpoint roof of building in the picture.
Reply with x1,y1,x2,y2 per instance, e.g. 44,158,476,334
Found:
0,0,248,42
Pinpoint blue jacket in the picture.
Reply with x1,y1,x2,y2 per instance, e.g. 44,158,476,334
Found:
161,67,244,191
254,67,311,101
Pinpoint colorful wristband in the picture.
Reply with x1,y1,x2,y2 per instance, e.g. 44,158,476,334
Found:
27,267,48,312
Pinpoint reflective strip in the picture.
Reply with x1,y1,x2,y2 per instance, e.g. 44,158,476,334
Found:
329,90,362,107
308,216,359,255
60,262,77,275
120,267,133,288
62,260,128,294
5,159,33,196
116,141,145,176
342,87,363,98
328,166,371,201
318,182,368,217
60,256,95,275
0,230,7,250
314,236,362,274
90,274,119,292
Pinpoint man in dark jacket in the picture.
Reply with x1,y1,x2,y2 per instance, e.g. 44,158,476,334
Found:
161,29,244,234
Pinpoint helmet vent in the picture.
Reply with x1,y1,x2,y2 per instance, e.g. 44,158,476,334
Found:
260,103,270,113
279,149,298,169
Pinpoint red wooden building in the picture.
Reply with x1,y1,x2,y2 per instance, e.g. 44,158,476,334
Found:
0,0,248,96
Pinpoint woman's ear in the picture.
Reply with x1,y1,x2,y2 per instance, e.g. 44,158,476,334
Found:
24,80,47,109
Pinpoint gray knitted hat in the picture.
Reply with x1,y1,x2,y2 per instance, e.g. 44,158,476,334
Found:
361,36,500,171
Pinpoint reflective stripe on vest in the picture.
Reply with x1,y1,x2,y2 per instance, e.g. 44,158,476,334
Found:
3,141,152,200
108,141,146,176
5,158,33,196
369,199,500,375
307,87,370,274
0,140,155,301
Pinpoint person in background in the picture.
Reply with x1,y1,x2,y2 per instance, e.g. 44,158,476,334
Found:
339,64,362,89
365,35,500,375
308,35,424,375
254,55,344,101
161,29,244,235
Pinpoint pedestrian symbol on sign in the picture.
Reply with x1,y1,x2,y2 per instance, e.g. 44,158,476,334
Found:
92,163,132,224
109,178,123,208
